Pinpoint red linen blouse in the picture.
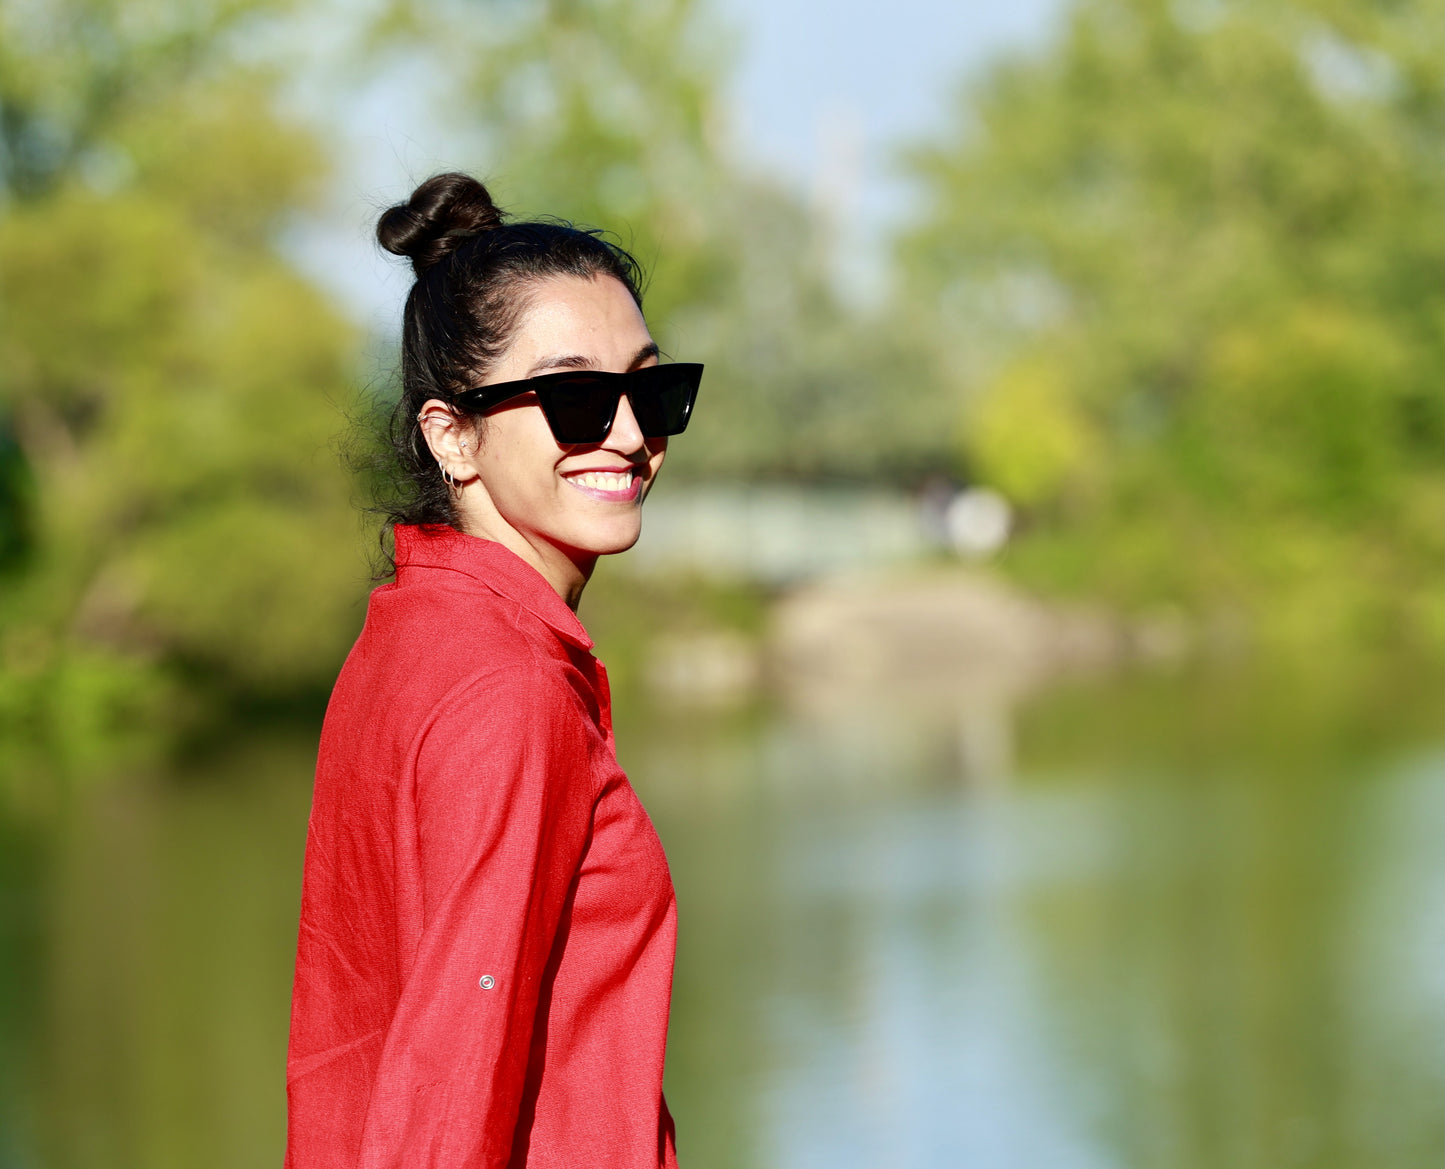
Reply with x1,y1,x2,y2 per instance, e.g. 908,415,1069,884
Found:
287,523,679,1169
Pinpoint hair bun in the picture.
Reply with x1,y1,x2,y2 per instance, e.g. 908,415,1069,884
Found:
377,172,505,276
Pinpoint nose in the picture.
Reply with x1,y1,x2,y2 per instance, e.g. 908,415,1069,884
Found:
602,391,649,456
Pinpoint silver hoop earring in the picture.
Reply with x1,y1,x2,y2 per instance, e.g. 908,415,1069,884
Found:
438,462,461,493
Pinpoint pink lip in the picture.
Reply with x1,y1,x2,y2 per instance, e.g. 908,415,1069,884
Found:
561,468,642,503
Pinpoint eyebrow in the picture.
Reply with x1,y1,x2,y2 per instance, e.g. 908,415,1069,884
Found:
525,342,660,378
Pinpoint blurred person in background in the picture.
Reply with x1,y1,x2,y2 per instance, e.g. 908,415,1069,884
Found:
285,172,702,1168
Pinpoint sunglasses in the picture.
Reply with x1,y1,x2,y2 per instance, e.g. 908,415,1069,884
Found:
451,362,703,446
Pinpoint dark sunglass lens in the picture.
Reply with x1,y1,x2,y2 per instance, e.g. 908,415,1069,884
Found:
537,379,617,444
629,366,699,437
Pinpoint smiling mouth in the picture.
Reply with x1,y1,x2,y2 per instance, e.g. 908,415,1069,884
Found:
563,468,642,501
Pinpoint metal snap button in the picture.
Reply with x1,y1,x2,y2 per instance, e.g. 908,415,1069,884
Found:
478,975,496,990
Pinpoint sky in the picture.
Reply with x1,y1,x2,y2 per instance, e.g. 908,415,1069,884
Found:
723,0,1062,298
725,0,1060,222
292,0,1062,329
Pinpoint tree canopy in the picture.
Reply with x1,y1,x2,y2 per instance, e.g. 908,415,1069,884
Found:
0,0,1438,766
899,0,1444,649
377,0,954,480
0,0,365,754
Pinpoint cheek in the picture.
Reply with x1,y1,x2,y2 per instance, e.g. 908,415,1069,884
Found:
485,468,551,518
477,421,563,512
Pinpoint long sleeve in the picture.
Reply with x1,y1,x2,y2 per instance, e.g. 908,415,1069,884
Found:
356,667,599,1168
288,528,678,1169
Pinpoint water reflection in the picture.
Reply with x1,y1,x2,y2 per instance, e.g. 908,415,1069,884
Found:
1,667,1441,1169
8,741,311,1169
629,668,1445,1169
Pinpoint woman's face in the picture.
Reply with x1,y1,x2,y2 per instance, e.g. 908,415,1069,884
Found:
425,273,667,603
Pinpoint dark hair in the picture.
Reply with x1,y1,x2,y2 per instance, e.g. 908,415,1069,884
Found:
369,172,646,546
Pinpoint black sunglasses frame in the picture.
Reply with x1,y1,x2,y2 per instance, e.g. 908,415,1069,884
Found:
451,363,703,446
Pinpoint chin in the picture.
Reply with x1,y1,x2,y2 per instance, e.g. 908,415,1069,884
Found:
564,517,644,559
593,527,644,557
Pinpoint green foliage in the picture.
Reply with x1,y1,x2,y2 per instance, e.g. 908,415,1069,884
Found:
0,0,368,761
2,0,1437,773
899,0,1445,650
384,0,954,480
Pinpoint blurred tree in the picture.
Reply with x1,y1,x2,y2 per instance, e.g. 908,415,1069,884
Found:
377,0,954,481
0,0,367,759
900,0,1444,650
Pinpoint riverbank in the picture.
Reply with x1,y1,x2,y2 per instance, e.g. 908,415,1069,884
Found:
592,563,1248,713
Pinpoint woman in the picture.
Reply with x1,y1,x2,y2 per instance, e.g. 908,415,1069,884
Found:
286,172,700,1168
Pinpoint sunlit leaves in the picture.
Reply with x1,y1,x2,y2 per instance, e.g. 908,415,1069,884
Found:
898,0,1443,648
0,0,365,749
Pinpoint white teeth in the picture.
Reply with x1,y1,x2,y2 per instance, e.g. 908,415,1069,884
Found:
570,471,634,492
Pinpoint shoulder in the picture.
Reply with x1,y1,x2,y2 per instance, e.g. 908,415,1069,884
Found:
364,574,534,650
406,660,602,816
344,575,552,697
323,576,577,761
429,656,586,727
413,653,595,769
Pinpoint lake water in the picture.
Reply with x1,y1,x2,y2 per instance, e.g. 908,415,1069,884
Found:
1,661,1441,1169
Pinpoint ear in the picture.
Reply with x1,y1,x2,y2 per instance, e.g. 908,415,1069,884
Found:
417,400,478,484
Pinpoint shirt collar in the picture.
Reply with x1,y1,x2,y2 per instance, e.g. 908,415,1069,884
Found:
392,524,594,651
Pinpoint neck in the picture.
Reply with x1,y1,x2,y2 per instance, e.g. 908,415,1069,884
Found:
459,513,595,611
552,551,595,611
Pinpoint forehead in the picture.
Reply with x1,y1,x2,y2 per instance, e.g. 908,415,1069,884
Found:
506,274,650,362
